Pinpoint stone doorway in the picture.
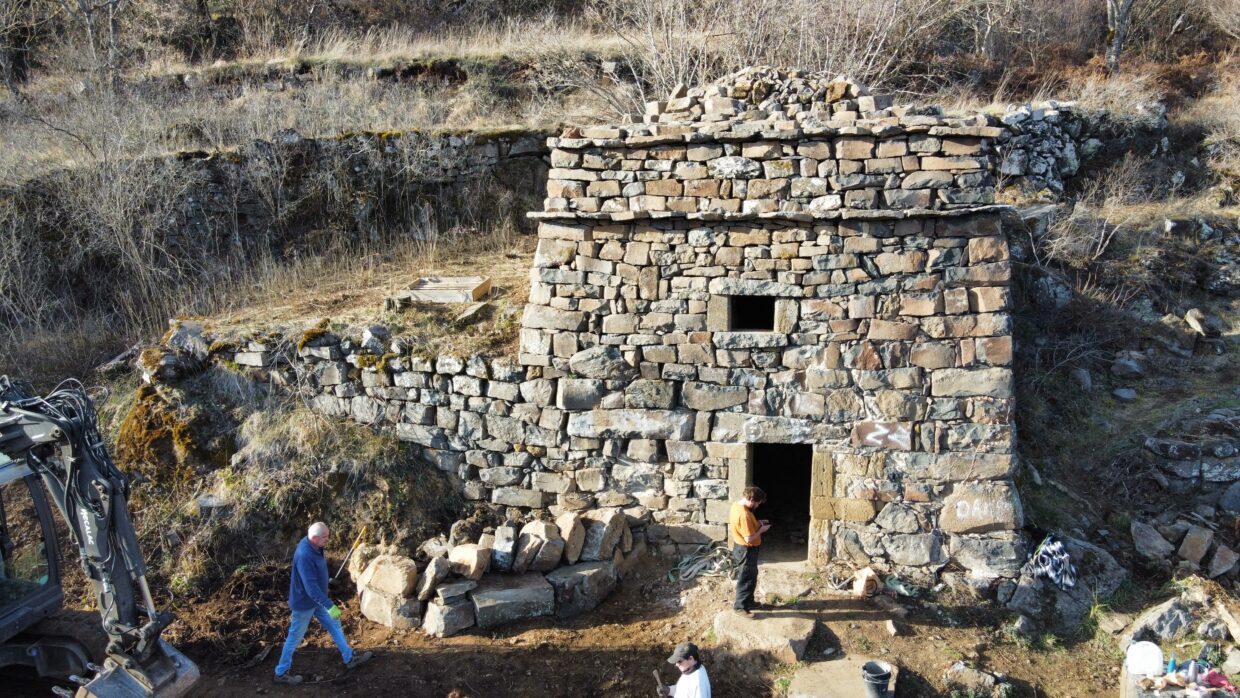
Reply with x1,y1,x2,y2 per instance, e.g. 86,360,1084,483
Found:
750,443,813,563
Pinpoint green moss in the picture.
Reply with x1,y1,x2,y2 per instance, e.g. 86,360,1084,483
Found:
297,318,332,352
355,352,396,370
139,348,164,373
115,384,196,489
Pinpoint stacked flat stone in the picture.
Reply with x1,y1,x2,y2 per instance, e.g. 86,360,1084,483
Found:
545,70,998,218
640,66,929,128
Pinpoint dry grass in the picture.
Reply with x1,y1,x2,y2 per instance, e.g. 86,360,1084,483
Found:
0,69,562,184
213,19,623,73
199,223,535,359
1063,71,1167,128
1040,155,1160,268
1185,65,1240,185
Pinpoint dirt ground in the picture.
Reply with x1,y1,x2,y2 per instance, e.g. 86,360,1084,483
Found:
163,555,1122,698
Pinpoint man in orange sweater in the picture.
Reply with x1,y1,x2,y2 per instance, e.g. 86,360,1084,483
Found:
729,486,770,617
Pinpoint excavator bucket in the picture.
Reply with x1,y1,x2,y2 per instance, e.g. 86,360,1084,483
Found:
76,641,199,698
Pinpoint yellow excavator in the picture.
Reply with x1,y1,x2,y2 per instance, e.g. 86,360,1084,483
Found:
0,376,198,697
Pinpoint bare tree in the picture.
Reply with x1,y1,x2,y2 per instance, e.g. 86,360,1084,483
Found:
0,0,56,96
58,0,128,90
1105,0,1137,74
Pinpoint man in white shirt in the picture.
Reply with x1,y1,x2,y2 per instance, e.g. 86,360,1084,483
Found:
661,642,711,697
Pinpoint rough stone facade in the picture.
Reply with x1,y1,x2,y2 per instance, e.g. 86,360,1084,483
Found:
168,70,1026,589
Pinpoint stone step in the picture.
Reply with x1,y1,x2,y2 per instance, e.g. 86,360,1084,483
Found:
470,573,555,629
712,610,818,663
756,564,818,604
787,657,900,697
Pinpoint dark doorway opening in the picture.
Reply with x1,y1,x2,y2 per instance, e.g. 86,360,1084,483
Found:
729,296,776,331
750,443,812,562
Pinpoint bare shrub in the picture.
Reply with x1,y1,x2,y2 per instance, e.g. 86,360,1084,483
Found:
1193,69,1240,191
535,0,961,118
1041,155,1153,268
52,155,204,329
948,0,1102,67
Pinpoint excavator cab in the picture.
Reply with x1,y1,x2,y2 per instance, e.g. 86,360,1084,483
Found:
0,467,56,610
0,377,200,698
0,458,102,687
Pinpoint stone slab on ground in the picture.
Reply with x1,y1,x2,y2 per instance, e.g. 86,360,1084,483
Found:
712,610,818,663
787,657,900,698
546,561,618,618
470,573,555,628
756,565,815,604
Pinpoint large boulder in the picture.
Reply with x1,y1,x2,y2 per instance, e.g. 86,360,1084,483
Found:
422,598,475,637
470,573,555,629
417,535,451,560
531,538,566,572
415,557,451,602
546,561,618,618
491,521,519,572
449,519,483,546
580,510,626,562
448,543,490,581
1120,597,1197,650
514,520,561,573
357,555,418,597
348,543,392,587
712,610,817,663
556,513,586,564
1131,520,1175,562
1006,535,1128,634
359,588,422,630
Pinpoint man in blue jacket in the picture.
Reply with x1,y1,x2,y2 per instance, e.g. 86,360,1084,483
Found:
274,522,373,684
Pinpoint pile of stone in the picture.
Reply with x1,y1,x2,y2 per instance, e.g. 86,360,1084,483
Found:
1142,407,1240,496
632,66,1146,198
1130,515,1239,579
350,512,641,636
640,66,921,128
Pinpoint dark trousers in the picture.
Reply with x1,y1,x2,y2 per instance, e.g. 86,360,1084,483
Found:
733,543,760,610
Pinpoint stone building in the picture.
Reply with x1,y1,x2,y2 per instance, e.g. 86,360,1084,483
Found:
519,68,1024,583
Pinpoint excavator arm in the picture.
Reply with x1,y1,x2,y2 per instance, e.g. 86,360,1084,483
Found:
0,376,197,697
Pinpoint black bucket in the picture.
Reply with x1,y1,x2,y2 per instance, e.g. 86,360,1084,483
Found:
862,660,892,698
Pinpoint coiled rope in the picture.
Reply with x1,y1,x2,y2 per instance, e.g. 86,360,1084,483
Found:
670,541,738,582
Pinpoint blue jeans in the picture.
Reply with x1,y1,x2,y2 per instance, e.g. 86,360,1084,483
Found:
275,606,353,677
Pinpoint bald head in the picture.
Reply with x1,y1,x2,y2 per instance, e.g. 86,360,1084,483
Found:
308,522,330,548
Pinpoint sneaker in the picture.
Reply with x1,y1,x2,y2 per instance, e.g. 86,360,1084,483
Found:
344,650,373,670
274,673,304,685
733,608,753,618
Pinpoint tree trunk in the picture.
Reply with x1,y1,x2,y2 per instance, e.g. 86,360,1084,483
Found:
106,0,122,91
0,49,17,97
1105,0,1135,76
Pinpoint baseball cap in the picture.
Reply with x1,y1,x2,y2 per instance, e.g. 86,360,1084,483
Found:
666,642,700,664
